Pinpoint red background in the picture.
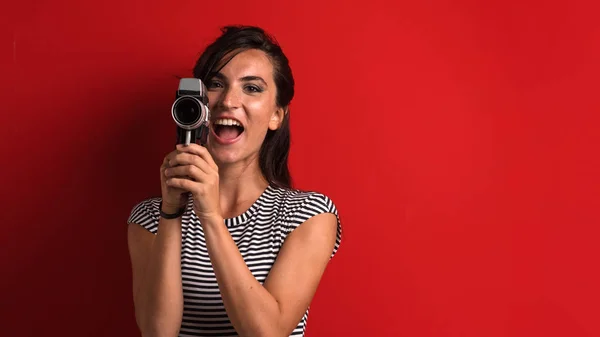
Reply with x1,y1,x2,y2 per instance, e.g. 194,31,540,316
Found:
1,0,599,336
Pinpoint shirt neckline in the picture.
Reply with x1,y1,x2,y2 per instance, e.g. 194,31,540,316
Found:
188,184,275,227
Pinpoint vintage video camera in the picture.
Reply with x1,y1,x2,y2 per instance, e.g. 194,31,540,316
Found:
171,78,211,146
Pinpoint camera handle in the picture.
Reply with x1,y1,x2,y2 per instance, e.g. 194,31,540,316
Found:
176,125,209,147
176,126,193,146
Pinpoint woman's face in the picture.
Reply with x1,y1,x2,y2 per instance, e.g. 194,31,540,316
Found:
205,48,284,167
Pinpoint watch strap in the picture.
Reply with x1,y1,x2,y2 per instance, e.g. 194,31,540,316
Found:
159,201,186,219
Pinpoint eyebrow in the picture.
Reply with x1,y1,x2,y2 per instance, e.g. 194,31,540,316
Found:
212,72,268,87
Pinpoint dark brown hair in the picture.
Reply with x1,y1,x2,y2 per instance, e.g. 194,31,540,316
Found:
193,25,295,189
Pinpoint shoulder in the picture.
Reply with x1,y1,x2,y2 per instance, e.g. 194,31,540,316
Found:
285,189,339,223
273,186,343,259
127,197,162,234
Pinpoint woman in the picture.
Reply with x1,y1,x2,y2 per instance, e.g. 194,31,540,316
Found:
127,25,342,337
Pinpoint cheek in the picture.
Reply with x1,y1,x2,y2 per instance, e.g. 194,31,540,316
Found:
245,98,268,112
207,93,219,110
247,118,272,139
246,100,274,126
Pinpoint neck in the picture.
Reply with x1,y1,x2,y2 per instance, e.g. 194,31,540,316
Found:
217,157,269,219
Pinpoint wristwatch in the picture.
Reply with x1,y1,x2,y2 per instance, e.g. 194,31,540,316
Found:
159,201,186,219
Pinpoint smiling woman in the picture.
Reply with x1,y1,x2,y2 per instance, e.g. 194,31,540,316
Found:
126,25,342,337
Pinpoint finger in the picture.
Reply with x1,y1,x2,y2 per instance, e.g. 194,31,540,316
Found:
175,144,213,165
176,144,218,170
162,149,180,168
170,152,214,175
161,156,173,172
165,165,210,183
165,176,196,192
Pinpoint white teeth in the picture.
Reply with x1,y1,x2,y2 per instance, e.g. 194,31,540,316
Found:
214,118,242,127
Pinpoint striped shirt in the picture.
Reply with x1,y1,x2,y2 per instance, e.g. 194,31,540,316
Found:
127,184,342,336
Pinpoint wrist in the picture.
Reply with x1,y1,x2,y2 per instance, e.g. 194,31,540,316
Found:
161,203,183,214
160,201,186,218
199,214,225,228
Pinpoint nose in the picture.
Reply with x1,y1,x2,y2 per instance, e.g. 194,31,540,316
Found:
219,86,241,110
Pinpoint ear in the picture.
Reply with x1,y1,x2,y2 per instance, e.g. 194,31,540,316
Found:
268,106,286,131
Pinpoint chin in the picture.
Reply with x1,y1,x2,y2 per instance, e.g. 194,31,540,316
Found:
211,146,263,170
207,145,234,163
207,131,261,167
207,144,245,166
214,153,241,166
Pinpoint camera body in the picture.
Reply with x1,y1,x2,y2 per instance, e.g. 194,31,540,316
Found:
171,78,211,146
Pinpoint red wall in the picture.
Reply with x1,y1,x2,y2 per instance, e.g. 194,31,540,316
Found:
1,1,599,336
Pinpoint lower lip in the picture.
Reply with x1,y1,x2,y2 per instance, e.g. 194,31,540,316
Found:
210,126,244,145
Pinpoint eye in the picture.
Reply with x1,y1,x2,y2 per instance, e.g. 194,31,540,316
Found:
245,84,263,93
207,80,223,89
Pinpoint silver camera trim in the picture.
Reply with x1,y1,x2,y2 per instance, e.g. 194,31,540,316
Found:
171,78,211,146
171,95,209,130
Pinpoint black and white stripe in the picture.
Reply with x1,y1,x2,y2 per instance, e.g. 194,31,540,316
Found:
128,185,342,337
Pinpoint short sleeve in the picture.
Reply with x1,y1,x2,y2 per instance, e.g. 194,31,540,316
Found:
285,192,343,259
127,198,161,234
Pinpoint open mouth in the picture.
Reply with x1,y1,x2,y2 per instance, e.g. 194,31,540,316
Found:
212,118,245,142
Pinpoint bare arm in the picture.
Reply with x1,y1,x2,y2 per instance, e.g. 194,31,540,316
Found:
202,212,338,337
127,212,184,337
162,144,340,336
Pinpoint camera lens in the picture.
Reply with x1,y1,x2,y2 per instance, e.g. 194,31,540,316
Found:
173,97,202,126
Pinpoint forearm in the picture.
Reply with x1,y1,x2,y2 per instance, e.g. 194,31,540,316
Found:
136,218,184,337
202,216,283,337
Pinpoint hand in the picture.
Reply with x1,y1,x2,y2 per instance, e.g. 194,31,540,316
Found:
163,144,222,222
160,148,190,213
